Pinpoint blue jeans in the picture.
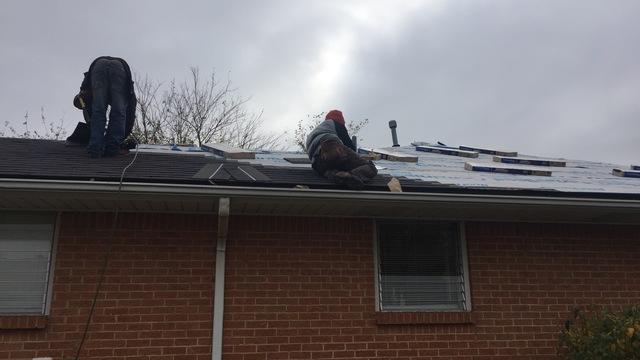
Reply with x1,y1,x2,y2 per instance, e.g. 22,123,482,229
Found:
87,58,128,156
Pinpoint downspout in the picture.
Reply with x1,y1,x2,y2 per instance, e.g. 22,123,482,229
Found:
212,197,230,360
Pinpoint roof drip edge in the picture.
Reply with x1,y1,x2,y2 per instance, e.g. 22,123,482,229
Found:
1,178,639,208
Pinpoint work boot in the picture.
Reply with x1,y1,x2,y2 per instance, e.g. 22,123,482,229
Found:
66,122,90,146
351,162,378,182
103,148,130,157
88,151,101,159
330,171,364,190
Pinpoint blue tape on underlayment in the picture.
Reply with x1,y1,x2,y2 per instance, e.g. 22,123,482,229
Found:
466,162,551,176
186,147,205,152
459,146,517,157
613,169,640,178
170,145,205,152
497,157,565,167
416,146,458,156
201,145,226,157
416,146,478,157
478,166,532,175
632,165,640,171
432,144,460,151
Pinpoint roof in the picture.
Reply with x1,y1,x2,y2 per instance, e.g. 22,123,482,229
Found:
365,146,640,196
0,138,438,191
0,137,639,200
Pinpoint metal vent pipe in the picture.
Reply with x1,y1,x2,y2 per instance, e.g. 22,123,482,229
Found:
388,120,400,147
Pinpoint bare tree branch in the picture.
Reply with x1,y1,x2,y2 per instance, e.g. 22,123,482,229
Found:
133,74,167,143
1,109,67,140
7,66,291,151
293,112,369,152
134,67,281,148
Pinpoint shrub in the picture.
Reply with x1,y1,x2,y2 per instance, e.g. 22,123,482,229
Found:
559,306,640,359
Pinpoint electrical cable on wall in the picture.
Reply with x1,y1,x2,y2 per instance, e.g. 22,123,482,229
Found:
72,142,141,360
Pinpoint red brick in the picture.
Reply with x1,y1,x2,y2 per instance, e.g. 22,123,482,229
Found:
3,214,639,360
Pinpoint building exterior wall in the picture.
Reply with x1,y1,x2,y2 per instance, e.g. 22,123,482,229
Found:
1,212,639,359
0,212,217,360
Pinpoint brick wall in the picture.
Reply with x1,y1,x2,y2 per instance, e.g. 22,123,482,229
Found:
467,222,640,359
0,212,217,360
223,217,640,360
1,212,639,360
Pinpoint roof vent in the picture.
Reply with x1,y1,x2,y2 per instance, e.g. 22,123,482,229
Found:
388,120,400,147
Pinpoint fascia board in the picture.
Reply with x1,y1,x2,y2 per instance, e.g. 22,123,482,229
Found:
1,178,639,209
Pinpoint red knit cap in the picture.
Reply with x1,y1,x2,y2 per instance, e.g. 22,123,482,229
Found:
325,109,345,125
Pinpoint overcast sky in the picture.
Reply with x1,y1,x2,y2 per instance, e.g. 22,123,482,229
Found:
1,0,638,165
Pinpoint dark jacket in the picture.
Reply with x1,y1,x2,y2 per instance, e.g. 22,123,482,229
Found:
75,56,137,138
305,120,356,160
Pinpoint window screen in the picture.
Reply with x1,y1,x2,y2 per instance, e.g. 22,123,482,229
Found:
377,222,468,311
0,213,56,314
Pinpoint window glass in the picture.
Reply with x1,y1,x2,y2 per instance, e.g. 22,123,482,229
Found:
377,222,468,311
0,213,56,314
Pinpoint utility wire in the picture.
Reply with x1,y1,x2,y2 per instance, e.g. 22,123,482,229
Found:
73,144,140,360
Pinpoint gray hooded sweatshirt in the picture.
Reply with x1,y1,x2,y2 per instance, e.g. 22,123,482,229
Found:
305,120,355,161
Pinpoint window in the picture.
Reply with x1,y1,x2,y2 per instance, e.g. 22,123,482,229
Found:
0,213,56,314
376,222,470,311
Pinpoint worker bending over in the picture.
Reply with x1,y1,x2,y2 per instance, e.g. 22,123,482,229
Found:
72,56,136,158
306,110,377,189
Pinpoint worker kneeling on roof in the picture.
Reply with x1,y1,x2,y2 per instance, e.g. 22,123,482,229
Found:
306,110,377,189
70,56,137,158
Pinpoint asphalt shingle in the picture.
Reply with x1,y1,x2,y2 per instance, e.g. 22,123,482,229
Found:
0,138,438,191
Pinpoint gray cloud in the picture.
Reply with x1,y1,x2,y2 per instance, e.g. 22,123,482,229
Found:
340,0,640,164
0,0,638,165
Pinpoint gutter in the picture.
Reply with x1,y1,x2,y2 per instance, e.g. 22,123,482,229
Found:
1,178,639,209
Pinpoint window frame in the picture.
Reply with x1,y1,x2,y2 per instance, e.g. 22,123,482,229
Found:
43,213,60,315
373,220,472,312
0,212,58,316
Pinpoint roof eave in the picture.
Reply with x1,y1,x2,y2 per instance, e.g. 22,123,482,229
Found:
1,178,639,224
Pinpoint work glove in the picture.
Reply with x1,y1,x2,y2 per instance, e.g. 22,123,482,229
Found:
73,91,91,110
